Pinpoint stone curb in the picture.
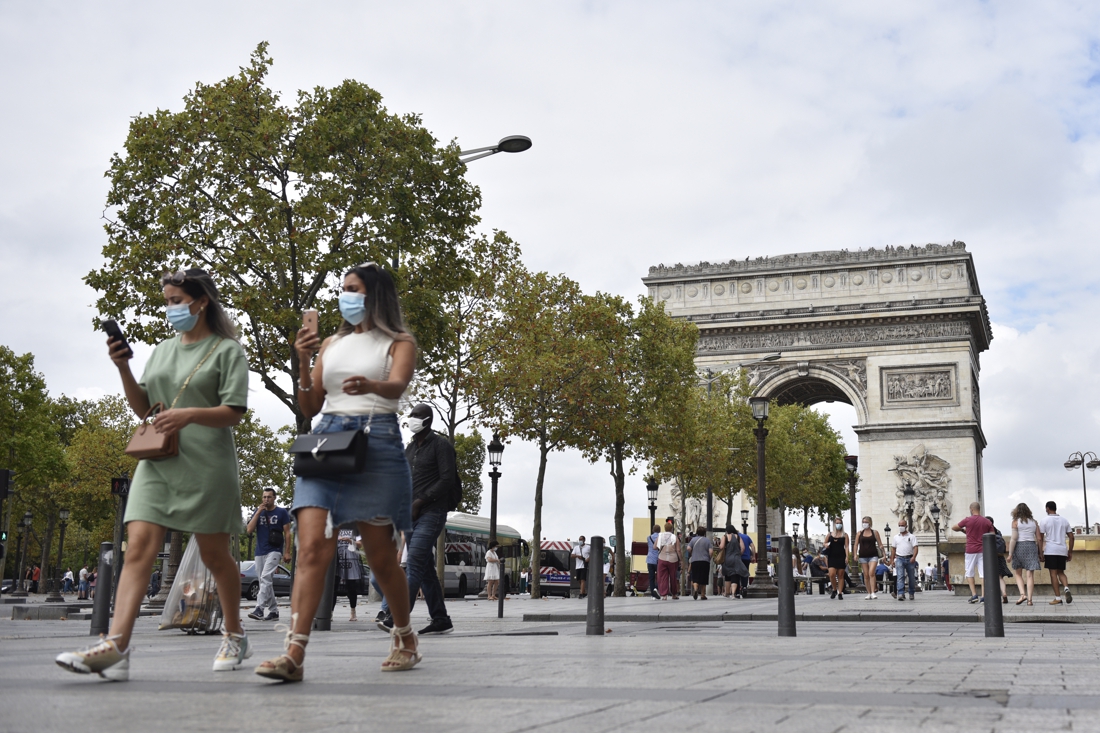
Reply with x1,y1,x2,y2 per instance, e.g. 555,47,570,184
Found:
522,612,1100,624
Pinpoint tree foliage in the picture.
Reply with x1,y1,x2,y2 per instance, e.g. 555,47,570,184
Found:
85,43,482,433
234,410,294,512
453,432,485,514
764,404,851,526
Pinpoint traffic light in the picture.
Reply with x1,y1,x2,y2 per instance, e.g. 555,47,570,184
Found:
111,477,130,496
0,469,10,500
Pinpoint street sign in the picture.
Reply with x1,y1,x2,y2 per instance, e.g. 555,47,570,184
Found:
156,552,170,559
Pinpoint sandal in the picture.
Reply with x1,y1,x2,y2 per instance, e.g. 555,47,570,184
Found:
256,613,309,682
381,623,421,672
1015,596,1026,605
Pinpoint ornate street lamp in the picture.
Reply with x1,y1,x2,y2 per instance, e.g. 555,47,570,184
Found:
844,455,862,588
487,433,505,544
792,522,800,553
884,524,891,556
646,478,659,531
930,502,942,590
902,482,916,532
744,396,777,598
741,509,750,535
1064,452,1098,533
45,508,71,602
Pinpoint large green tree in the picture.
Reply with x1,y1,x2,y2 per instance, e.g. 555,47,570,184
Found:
85,43,482,433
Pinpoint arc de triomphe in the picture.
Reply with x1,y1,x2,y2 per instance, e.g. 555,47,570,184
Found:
642,241,991,544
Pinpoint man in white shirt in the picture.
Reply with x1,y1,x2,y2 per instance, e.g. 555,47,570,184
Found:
572,537,591,599
888,519,920,601
1037,501,1074,605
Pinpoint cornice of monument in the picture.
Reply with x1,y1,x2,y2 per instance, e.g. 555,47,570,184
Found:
644,240,971,282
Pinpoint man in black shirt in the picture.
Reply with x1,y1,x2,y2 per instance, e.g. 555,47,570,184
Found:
384,404,457,635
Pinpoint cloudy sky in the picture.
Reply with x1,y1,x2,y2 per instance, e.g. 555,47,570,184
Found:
2,2,1099,542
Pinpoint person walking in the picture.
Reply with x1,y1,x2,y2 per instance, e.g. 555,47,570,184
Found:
889,518,919,601
31,565,40,594
854,516,886,600
257,262,421,681
77,565,89,600
719,526,747,598
1009,502,1040,606
246,488,293,621
687,527,712,600
485,541,501,601
824,517,849,599
646,524,661,599
1037,501,1074,605
572,536,591,598
737,528,755,598
63,568,74,594
57,268,251,680
333,529,364,621
952,502,993,603
655,522,680,600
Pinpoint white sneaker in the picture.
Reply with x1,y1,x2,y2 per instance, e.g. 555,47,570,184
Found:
865,594,872,600
871,593,878,599
56,635,130,681
213,631,252,671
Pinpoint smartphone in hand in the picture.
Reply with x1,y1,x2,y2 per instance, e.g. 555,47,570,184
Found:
101,319,134,358
302,310,319,337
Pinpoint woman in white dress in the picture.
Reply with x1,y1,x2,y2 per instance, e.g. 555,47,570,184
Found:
484,541,501,601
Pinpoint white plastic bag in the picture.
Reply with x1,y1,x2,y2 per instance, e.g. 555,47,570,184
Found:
158,538,222,634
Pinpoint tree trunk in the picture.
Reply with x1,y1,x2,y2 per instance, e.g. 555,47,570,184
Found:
39,513,56,594
529,441,549,600
725,488,734,531
611,443,627,597
803,507,810,550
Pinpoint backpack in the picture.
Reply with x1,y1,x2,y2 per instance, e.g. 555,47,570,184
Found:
994,529,1006,555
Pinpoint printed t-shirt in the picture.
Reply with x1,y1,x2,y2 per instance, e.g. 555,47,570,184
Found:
255,507,293,556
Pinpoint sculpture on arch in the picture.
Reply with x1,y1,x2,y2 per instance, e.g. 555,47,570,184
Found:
889,444,952,533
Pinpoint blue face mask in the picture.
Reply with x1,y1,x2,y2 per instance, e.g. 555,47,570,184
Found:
166,302,199,332
339,292,366,325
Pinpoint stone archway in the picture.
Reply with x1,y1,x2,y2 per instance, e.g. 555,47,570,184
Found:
642,242,991,544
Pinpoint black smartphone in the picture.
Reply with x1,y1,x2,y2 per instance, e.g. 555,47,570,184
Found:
101,319,134,358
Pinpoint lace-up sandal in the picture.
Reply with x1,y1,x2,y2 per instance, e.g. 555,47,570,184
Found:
381,624,421,672
256,614,309,682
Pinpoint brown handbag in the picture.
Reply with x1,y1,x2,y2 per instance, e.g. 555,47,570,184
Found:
124,338,223,461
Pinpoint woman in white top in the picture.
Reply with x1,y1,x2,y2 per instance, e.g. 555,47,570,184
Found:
655,522,681,600
1009,502,1041,605
484,541,501,600
256,263,419,682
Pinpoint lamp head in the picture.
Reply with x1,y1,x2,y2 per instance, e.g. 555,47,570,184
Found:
749,396,770,421
741,509,750,523
1088,459,1100,471
487,433,504,468
497,135,532,153
792,522,800,536
884,524,891,537
1065,460,1082,470
844,455,858,474
23,511,32,526
59,508,70,521
930,503,940,520
646,478,659,503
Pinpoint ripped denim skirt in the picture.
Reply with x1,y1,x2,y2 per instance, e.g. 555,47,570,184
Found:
291,413,413,535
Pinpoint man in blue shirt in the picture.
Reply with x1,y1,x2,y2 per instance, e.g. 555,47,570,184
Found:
738,530,755,598
246,489,293,621
646,524,661,599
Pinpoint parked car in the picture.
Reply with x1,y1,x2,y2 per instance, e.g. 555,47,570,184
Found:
239,561,292,601
1,578,13,594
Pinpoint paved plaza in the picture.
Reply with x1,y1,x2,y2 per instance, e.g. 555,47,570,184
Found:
3,591,1100,733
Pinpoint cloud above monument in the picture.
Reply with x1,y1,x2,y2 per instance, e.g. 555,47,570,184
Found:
1,2,1098,538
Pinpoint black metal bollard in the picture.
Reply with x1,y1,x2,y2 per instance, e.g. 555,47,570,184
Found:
498,573,507,619
586,536,605,636
312,552,338,631
777,536,796,637
982,533,1004,637
89,543,114,637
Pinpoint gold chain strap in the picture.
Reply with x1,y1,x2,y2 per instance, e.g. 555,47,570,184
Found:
168,338,224,410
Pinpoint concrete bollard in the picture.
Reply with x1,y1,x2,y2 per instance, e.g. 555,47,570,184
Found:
982,533,1004,637
312,553,338,631
89,543,114,637
777,535,796,637
498,573,508,619
586,536,605,636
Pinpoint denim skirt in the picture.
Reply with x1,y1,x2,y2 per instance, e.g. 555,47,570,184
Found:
292,413,413,534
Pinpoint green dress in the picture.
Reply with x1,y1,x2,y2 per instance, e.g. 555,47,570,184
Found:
125,334,249,535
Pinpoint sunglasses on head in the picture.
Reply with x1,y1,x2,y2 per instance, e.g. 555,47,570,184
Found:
163,268,206,284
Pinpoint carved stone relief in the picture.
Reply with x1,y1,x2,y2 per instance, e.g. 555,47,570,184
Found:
880,364,957,407
889,444,952,533
697,320,971,354
822,359,868,395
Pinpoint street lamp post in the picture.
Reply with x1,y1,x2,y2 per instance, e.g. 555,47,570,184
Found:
1064,452,1098,533
844,455,861,590
487,433,505,544
930,503,942,590
741,509,750,536
744,397,778,598
903,483,916,531
46,508,70,602
13,511,32,596
646,478,658,531
884,525,891,556
792,522,800,553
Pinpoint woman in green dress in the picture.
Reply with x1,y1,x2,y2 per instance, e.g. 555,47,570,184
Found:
57,268,251,681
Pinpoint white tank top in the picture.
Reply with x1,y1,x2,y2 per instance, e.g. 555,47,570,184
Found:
321,329,401,415
1016,518,1037,542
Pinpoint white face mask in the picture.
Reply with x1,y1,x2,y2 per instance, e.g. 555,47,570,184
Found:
406,416,428,434
899,526,908,534
862,522,870,530
834,522,843,530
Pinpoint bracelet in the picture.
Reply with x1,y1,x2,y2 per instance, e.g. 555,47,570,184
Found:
298,381,313,393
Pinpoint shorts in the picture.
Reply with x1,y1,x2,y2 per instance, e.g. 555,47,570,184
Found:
964,552,983,578
858,556,878,566
1044,555,1067,571
574,566,587,581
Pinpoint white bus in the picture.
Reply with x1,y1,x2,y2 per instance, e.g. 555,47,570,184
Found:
442,512,526,598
